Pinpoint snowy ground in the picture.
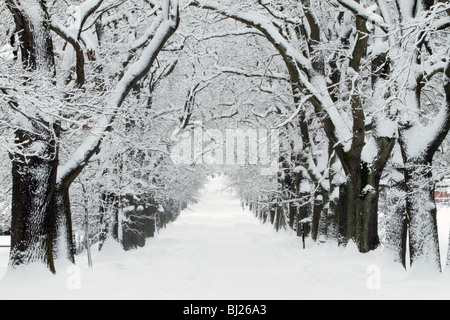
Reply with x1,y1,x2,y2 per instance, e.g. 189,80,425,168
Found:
0,176,449,300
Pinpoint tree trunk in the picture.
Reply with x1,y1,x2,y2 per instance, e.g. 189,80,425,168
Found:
337,183,349,246
82,184,93,269
395,62,449,272
447,228,450,271
337,170,378,252
311,187,326,242
402,159,441,271
297,179,312,237
338,135,395,252
316,145,339,242
384,183,408,269
319,181,339,242
9,125,59,273
285,172,297,231
269,202,276,225
55,185,76,263
7,0,58,273
98,192,119,251
261,205,268,224
357,167,381,253
338,171,360,246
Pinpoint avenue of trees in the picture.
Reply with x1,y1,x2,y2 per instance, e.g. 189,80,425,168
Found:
0,0,449,274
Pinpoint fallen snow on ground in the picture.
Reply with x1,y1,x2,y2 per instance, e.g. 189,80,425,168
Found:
0,236,9,281
0,176,449,300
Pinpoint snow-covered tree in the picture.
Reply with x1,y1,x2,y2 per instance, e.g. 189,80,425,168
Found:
1,0,449,276
1,0,180,273
339,0,450,271
190,0,450,272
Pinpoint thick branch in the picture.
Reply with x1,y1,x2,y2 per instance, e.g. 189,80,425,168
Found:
76,0,105,39
189,0,313,75
190,0,353,165
425,62,450,161
220,67,290,82
57,7,180,187
376,0,394,25
50,22,86,86
337,0,389,33
434,16,450,30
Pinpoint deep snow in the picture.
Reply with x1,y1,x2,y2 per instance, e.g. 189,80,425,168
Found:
0,176,449,300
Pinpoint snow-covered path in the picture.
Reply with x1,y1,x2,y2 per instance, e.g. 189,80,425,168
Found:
0,176,449,300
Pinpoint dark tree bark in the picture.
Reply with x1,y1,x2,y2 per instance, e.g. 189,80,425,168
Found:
311,187,326,242
55,185,76,263
9,124,59,273
384,182,408,269
6,0,59,273
400,157,441,270
397,63,450,271
98,192,119,251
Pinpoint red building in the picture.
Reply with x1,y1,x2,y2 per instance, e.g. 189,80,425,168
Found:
435,191,450,204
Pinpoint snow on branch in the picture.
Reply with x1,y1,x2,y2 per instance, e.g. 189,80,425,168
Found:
257,0,303,25
424,59,448,81
189,0,313,74
401,61,450,159
121,16,164,70
189,0,352,151
50,22,86,86
48,0,112,86
198,29,265,41
57,2,180,187
220,67,290,82
396,0,416,21
337,0,389,32
75,0,105,38
434,16,450,30
80,0,129,32
275,95,313,129
376,0,394,25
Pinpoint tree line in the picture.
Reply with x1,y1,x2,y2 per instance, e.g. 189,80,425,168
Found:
0,0,449,274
